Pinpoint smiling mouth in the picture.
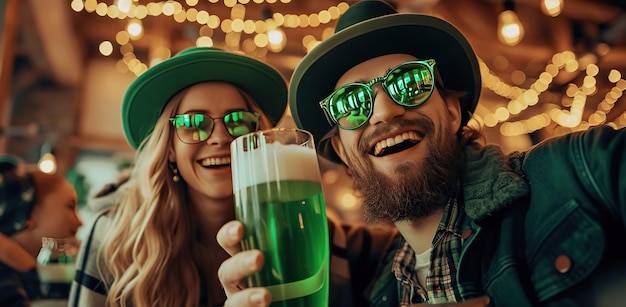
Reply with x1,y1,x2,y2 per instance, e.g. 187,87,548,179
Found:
371,131,423,157
199,157,231,169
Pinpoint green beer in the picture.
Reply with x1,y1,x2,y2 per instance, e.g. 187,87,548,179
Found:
232,129,330,307
237,180,329,306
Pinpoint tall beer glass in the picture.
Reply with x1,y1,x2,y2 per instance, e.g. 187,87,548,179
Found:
231,128,329,307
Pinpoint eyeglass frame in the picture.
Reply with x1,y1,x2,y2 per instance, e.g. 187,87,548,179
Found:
169,110,261,144
319,59,438,130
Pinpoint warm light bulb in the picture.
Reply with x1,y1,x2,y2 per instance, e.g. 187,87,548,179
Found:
339,192,359,210
38,153,57,174
267,27,286,52
99,41,113,56
116,0,131,13
127,19,143,40
497,10,524,46
541,0,563,17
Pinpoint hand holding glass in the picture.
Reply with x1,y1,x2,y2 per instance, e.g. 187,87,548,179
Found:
231,128,329,307
36,237,79,299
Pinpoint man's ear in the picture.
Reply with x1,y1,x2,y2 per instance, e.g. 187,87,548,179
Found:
330,135,349,165
445,94,463,133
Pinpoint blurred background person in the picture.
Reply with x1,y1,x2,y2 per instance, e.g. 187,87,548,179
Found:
0,155,83,306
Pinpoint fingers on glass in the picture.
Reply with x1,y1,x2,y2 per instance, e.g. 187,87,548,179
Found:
321,60,436,130
170,111,260,144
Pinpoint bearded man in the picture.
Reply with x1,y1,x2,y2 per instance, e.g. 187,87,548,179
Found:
218,1,626,306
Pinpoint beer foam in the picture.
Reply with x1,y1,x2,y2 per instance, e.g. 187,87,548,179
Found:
232,142,321,190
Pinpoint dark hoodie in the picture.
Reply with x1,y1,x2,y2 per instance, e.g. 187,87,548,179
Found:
0,158,41,306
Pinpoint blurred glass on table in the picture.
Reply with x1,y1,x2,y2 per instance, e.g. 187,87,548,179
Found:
36,237,79,300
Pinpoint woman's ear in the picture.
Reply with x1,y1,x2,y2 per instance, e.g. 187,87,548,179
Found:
168,147,176,163
24,219,36,230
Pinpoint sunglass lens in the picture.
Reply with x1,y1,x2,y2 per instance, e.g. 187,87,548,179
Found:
174,114,214,143
224,111,259,137
329,84,373,129
385,63,434,106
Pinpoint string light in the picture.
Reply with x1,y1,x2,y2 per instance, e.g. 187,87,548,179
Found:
71,0,626,136
98,41,113,56
115,0,131,13
267,26,286,52
71,0,348,75
261,6,286,53
478,49,626,136
126,19,143,39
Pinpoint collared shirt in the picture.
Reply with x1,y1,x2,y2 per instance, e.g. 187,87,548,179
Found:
391,194,469,305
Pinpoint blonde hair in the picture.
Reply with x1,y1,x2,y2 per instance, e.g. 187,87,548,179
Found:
100,83,273,307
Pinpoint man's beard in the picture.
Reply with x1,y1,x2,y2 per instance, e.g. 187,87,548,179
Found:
345,118,462,224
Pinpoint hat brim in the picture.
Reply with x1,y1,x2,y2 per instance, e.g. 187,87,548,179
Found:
289,14,481,163
122,48,288,149
0,155,20,168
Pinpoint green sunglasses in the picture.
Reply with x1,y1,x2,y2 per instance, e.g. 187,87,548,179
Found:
319,59,436,130
170,110,260,144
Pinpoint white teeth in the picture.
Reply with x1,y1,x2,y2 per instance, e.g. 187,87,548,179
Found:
373,131,422,156
200,157,231,166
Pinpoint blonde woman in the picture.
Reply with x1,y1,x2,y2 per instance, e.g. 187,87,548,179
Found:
68,47,287,307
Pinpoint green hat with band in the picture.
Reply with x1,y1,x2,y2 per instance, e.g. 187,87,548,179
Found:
289,0,481,163
122,47,288,149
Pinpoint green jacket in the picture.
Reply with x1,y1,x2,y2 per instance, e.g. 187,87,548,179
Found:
364,125,626,306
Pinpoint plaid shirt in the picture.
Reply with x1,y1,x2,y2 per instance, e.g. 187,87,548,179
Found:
391,194,470,305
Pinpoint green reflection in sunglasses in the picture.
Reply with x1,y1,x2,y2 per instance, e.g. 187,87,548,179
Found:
169,110,260,144
319,59,436,130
